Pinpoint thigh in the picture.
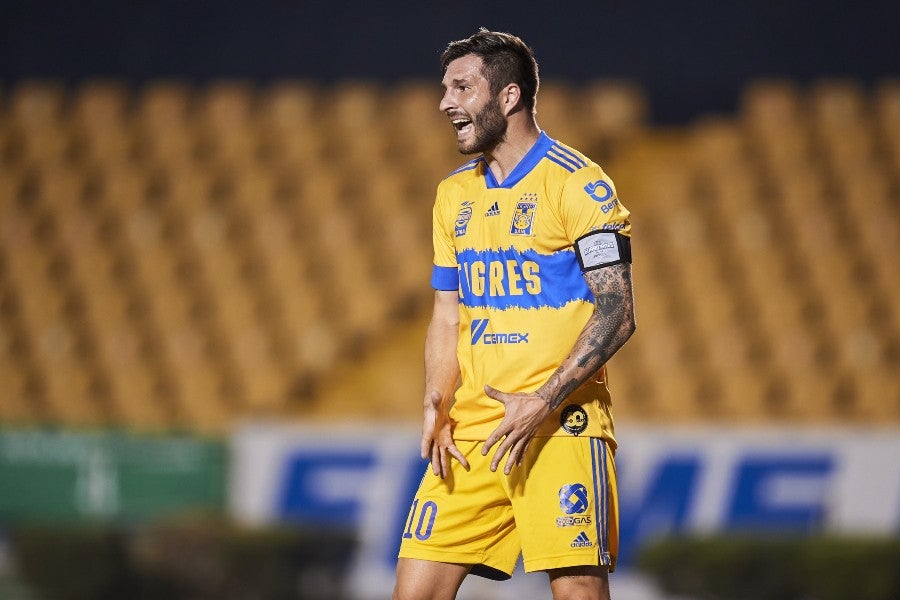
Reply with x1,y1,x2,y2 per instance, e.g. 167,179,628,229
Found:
393,558,470,600
507,436,618,574
547,565,610,600
398,441,521,578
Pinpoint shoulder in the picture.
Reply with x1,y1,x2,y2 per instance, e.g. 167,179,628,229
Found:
442,156,483,183
436,157,482,199
543,138,594,175
540,137,609,188
539,137,614,198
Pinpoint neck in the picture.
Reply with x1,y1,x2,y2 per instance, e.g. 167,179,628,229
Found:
483,118,541,185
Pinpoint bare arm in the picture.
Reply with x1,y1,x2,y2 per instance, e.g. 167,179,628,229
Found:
424,290,461,404
482,262,636,473
537,262,636,409
421,290,469,477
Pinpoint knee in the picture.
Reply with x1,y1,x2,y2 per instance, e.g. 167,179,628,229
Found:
391,581,422,600
551,583,610,600
548,565,611,600
392,581,447,600
394,557,470,600
392,575,428,600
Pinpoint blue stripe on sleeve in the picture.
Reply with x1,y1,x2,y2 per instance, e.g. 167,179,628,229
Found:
431,265,459,291
552,143,588,168
546,152,577,172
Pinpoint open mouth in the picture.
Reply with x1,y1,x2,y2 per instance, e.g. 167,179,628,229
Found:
451,117,473,135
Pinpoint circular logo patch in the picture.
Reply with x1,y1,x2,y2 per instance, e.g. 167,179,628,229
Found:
559,483,589,514
560,404,588,435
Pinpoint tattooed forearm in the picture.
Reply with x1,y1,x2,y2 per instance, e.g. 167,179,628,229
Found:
538,375,580,409
596,292,623,316
538,263,635,411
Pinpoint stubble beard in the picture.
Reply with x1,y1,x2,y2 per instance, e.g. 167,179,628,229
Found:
458,96,508,155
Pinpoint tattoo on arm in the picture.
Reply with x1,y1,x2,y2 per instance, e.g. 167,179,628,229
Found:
540,263,635,410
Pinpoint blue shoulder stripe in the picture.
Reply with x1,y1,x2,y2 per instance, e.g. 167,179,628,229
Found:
551,143,587,168
445,158,481,179
547,147,582,172
546,153,577,172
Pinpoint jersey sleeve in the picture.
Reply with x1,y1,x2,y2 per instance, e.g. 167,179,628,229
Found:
559,166,631,243
430,183,459,291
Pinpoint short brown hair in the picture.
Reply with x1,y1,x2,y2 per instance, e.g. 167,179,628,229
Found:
440,28,539,114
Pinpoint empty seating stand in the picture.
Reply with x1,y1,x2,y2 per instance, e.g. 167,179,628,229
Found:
0,78,896,431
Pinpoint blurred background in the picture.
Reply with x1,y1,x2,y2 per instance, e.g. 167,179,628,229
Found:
1,1,899,599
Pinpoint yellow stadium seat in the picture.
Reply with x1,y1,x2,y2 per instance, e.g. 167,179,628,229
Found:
195,81,259,169
582,80,647,151
94,323,173,429
0,333,35,424
133,81,195,168
70,80,133,168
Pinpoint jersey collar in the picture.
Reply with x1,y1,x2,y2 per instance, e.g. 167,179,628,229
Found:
483,131,554,190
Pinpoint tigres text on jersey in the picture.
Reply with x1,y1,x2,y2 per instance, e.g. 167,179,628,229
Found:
431,132,631,444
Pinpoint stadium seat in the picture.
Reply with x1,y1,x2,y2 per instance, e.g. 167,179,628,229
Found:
1,77,897,429
134,81,195,168
70,80,133,168
582,80,647,152
0,325,35,424
537,82,587,150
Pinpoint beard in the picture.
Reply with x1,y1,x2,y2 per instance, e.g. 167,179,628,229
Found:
458,95,508,155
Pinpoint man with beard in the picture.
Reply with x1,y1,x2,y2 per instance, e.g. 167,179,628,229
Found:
393,29,635,600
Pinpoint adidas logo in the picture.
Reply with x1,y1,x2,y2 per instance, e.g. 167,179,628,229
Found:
570,531,593,548
485,201,500,217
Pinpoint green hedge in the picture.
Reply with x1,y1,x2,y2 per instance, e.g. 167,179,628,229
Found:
11,519,356,600
637,535,900,600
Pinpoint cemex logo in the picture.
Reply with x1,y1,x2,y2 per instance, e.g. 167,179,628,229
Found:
470,319,529,345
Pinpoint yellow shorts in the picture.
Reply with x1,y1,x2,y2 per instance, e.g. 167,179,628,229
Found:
397,436,618,579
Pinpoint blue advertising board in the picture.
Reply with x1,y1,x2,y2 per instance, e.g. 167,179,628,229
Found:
230,424,900,599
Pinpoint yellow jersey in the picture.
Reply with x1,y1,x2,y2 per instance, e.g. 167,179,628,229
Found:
431,132,631,443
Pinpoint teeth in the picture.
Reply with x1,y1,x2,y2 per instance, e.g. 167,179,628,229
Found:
451,118,472,132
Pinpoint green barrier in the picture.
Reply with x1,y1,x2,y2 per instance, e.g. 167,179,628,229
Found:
12,521,356,600
0,429,226,522
637,535,900,600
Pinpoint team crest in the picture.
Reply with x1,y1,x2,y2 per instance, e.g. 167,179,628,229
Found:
510,193,538,236
455,201,474,237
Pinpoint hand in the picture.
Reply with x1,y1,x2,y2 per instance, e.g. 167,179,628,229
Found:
482,384,552,475
421,390,469,478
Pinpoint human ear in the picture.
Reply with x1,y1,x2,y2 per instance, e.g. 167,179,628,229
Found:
500,84,521,115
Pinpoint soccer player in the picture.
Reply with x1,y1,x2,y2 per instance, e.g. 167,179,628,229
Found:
393,29,635,600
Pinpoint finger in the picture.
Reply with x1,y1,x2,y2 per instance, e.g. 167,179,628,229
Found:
447,444,470,471
431,443,443,478
505,439,528,475
483,384,505,403
420,430,432,460
440,446,450,479
490,436,515,472
482,426,506,456
517,439,533,466
420,420,435,459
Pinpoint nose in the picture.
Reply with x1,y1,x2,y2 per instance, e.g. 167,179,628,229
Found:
439,88,454,113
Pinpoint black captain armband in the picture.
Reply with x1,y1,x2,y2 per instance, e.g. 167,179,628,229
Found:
574,230,632,272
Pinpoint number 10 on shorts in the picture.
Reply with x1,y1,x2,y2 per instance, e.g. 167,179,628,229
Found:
402,499,438,541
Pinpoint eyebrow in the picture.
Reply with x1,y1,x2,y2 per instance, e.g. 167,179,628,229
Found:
442,77,472,90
